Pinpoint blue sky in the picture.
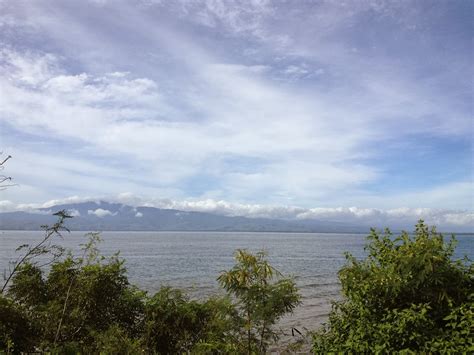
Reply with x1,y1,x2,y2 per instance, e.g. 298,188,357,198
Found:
0,0,472,228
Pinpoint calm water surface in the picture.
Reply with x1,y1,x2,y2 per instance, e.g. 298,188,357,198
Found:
1,231,473,334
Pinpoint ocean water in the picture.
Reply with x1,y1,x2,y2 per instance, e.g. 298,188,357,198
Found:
1,231,473,336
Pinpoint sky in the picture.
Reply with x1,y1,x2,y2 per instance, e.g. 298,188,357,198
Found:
0,0,472,229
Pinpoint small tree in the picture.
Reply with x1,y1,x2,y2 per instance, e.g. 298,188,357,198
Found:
312,221,474,353
218,249,301,354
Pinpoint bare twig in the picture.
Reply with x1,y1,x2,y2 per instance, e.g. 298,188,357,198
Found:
54,275,75,345
0,154,16,189
0,154,12,167
1,210,72,294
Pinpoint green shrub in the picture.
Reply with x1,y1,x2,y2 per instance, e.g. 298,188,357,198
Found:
1,213,301,353
0,294,37,353
91,324,145,354
7,234,145,352
312,221,474,353
218,249,301,354
143,287,232,353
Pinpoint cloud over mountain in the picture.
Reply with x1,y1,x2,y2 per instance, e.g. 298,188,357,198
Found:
87,208,117,218
0,194,472,231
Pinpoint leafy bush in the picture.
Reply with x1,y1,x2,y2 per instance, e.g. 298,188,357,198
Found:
91,324,144,354
143,287,236,353
1,216,301,353
4,213,471,353
7,233,145,352
312,221,474,353
218,249,301,353
0,294,37,353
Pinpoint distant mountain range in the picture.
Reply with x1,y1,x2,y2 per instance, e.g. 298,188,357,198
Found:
0,201,371,233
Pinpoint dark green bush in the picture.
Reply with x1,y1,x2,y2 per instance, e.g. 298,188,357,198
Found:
143,287,225,353
91,324,144,354
1,227,299,353
6,234,145,352
312,221,474,353
0,294,38,353
11,212,470,353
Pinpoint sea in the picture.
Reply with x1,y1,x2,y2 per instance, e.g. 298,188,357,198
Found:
1,231,473,342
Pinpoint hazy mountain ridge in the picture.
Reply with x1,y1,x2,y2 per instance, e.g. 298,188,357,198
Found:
0,201,370,233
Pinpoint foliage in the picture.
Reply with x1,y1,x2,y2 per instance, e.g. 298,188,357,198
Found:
312,221,474,353
1,210,70,294
0,294,37,353
218,249,301,354
143,287,234,353
191,295,243,353
90,324,144,354
1,213,301,353
6,232,145,353
3,213,472,354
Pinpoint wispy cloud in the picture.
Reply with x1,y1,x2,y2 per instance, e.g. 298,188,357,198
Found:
0,0,472,213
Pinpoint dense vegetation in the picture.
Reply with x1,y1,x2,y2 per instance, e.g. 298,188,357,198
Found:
0,212,300,353
1,213,472,353
313,222,473,353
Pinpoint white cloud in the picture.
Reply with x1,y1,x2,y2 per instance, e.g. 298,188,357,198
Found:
0,200,51,214
0,200,15,211
443,212,474,226
296,206,474,229
165,0,273,38
0,48,381,202
87,208,116,218
0,1,470,213
67,208,81,217
1,193,473,230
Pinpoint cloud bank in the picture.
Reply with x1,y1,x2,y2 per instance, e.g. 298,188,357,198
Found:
0,194,472,231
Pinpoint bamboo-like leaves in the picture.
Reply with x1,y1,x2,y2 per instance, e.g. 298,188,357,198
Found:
218,249,300,353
